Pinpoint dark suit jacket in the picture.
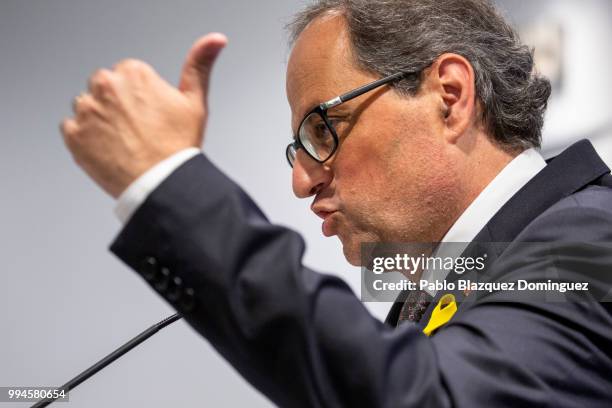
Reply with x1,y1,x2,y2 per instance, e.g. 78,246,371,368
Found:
111,140,612,407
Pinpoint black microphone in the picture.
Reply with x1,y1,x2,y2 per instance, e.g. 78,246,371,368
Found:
31,313,182,407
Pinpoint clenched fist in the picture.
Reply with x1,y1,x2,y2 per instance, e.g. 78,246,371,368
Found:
61,33,227,198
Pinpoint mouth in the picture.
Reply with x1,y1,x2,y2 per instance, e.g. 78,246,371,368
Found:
312,206,339,237
320,212,338,237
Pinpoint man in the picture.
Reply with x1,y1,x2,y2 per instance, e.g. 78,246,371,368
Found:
61,0,612,407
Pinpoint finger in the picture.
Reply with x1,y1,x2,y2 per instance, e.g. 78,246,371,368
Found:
178,33,228,105
71,92,87,115
72,92,102,120
60,117,79,147
87,68,116,100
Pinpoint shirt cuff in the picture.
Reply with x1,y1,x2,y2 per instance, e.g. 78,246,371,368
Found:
114,147,202,224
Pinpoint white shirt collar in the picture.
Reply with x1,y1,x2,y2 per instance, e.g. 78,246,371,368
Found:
441,147,547,244
421,148,547,295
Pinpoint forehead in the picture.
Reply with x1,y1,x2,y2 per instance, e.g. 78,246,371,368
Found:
286,14,366,121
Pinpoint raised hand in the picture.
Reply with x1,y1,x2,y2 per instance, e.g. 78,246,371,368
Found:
61,33,227,198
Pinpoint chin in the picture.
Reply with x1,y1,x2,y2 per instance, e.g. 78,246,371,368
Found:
340,236,363,266
343,249,362,266
339,228,382,267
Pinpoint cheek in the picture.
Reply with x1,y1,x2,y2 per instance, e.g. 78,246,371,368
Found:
333,108,435,197
331,103,453,221
331,136,398,223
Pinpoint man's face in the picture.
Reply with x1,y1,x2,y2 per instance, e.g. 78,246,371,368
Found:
286,14,462,265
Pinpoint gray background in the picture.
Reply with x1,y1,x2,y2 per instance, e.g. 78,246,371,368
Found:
1,1,610,407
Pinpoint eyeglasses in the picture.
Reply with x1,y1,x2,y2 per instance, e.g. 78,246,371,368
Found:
286,71,418,168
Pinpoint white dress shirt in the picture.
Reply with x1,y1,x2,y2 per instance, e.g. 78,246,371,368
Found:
114,147,201,224
115,147,547,296
421,148,547,295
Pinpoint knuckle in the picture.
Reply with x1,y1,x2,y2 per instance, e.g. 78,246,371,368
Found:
77,96,95,115
60,119,79,146
115,58,151,74
89,68,114,93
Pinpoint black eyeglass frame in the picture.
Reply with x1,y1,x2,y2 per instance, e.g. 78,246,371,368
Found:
286,70,418,168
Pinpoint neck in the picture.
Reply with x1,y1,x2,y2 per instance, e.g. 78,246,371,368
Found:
442,133,518,240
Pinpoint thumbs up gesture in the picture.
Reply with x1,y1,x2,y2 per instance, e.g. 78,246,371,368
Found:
61,33,227,198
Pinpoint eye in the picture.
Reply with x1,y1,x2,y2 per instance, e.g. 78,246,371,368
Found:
313,122,332,139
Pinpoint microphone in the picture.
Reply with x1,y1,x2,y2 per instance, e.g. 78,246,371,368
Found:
31,313,182,407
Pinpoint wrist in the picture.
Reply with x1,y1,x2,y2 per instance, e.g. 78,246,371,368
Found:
114,147,202,223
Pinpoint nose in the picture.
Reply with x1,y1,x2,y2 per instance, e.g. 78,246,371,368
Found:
292,149,333,198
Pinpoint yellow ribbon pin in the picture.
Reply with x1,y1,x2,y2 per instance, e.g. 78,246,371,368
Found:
423,294,457,336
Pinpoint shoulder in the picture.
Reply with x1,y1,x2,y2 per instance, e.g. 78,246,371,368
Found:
517,184,612,242
552,184,612,214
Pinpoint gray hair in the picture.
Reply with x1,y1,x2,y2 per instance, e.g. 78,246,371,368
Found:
287,0,552,151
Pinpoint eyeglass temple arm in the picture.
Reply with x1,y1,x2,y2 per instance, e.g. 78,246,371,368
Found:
319,71,415,110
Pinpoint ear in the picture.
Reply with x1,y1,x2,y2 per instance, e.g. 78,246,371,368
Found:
430,53,477,144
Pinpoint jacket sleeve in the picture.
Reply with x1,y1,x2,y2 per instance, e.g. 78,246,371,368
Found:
109,153,603,408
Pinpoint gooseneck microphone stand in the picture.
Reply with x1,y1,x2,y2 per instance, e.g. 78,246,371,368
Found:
30,313,182,407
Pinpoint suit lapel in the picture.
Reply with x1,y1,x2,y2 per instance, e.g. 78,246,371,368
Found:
386,139,611,328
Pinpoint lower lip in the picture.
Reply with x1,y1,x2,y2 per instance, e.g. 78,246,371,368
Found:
322,213,337,237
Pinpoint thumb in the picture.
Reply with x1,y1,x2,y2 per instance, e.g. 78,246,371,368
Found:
179,33,228,104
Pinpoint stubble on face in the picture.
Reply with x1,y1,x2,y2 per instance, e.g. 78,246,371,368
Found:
333,102,465,265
